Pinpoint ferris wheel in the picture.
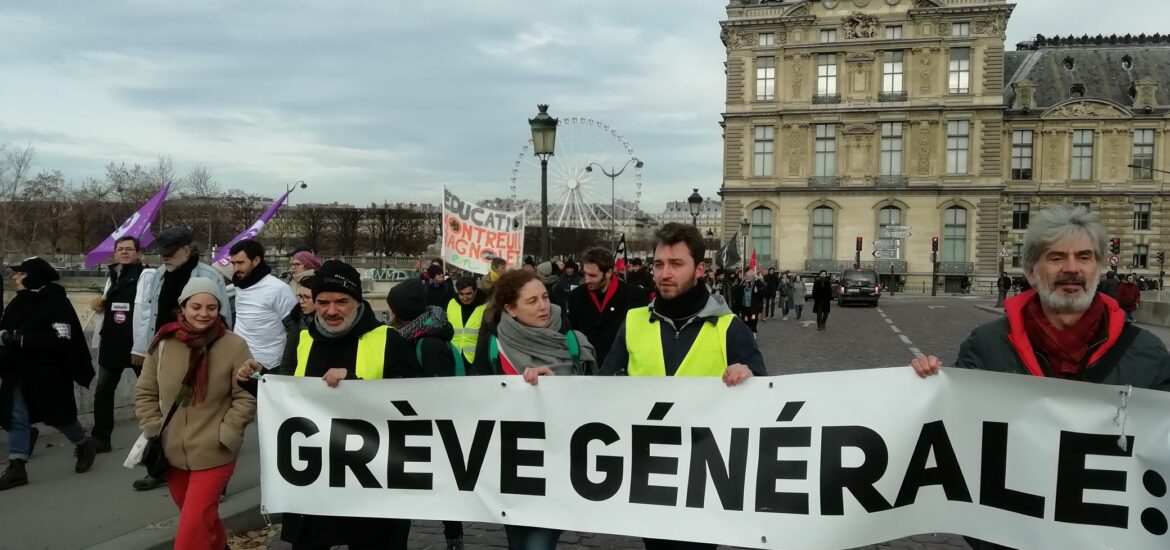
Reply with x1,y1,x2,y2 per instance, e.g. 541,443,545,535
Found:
507,116,643,231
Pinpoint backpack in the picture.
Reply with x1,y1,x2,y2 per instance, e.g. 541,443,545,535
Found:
489,330,583,375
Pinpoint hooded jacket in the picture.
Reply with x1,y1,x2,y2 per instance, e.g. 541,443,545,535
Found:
601,292,767,377
956,290,1170,388
0,283,95,429
135,254,233,357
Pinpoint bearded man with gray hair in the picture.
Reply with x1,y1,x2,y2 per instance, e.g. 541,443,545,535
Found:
911,204,1170,550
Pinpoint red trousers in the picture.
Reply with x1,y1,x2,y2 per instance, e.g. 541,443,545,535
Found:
167,461,236,550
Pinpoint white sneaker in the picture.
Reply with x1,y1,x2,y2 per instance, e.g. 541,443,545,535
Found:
782,316,788,321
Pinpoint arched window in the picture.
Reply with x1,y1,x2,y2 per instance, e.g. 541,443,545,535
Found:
943,206,967,262
811,206,835,260
751,207,773,262
878,205,903,259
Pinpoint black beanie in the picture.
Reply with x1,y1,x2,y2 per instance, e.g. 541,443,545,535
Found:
387,279,427,322
313,260,363,300
10,257,59,290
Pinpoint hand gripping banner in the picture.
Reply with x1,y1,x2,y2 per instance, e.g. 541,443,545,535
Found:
257,369,1170,549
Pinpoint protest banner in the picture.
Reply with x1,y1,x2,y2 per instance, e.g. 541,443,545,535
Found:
441,188,525,274
257,369,1170,550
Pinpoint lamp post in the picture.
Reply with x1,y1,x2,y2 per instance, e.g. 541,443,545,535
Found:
687,189,703,227
740,218,750,272
995,227,1009,308
586,158,643,238
529,105,558,261
282,180,308,255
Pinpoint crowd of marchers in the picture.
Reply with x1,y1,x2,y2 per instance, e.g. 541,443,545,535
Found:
1,205,1168,550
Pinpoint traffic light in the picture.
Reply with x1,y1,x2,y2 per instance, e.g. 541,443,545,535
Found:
856,236,863,252
931,236,939,252
1157,251,1166,264
1110,238,1121,255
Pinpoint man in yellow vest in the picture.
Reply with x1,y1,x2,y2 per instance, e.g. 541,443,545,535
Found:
602,223,765,550
447,276,486,365
237,260,421,549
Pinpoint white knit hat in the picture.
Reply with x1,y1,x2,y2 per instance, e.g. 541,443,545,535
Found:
178,277,221,306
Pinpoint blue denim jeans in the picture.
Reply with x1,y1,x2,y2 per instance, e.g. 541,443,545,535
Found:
7,383,87,460
1126,309,1136,322
504,525,563,550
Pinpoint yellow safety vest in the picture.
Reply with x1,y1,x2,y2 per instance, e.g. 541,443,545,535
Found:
295,325,389,380
447,299,485,363
624,307,732,377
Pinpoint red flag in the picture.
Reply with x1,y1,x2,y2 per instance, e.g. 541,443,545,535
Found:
748,249,757,273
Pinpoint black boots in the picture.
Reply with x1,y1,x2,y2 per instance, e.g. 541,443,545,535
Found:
75,437,100,473
0,459,28,491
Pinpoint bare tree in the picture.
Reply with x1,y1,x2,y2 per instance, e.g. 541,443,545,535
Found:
0,144,36,251
15,170,66,251
295,206,329,254
185,165,220,248
329,206,365,256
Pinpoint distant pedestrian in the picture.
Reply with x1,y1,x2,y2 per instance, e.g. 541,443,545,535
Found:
911,204,1170,550
0,257,100,491
90,236,147,453
134,278,256,549
791,276,806,320
762,268,779,321
448,277,487,365
424,265,455,309
288,250,320,287
812,270,833,330
1118,273,1141,322
1098,270,1120,300
779,274,796,320
734,271,766,336
478,256,507,295
278,275,316,374
552,259,582,308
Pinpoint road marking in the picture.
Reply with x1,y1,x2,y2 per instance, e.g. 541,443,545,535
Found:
899,334,913,345
890,326,901,333
928,305,947,310
908,347,924,357
884,318,893,324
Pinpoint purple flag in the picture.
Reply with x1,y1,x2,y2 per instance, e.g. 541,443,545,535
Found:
212,189,291,267
84,184,170,269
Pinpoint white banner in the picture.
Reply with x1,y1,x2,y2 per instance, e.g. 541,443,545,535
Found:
441,188,525,275
257,369,1170,550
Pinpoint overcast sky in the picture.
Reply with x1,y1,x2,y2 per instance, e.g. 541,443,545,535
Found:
0,0,1166,213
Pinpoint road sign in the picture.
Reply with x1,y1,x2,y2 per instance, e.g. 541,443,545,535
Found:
998,246,1012,258
1109,254,1119,267
883,230,912,239
873,239,899,249
872,249,898,259
884,225,912,232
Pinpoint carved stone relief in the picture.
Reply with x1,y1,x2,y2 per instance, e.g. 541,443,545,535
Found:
1134,77,1158,108
973,14,1007,39
1046,132,1059,176
1109,131,1121,179
918,49,933,93
917,122,931,175
791,55,805,98
787,124,804,176
1043,100,1129,119
842,12,879,39
720,27,759,49
1011,80,1036,111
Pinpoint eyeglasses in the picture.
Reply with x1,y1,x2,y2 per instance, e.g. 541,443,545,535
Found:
296,294,313,302
290,261,303,267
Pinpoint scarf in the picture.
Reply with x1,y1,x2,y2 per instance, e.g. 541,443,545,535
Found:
400,305,450,343
495,304,597,375
234,261,272,290
652,281,710,323
149,312,228,406
313,303,366,341
588,276,620,313
1022,293,1107,377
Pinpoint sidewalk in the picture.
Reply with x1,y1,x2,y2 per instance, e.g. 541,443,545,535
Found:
0,418,262,550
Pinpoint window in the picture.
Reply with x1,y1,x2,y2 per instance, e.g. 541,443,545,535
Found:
814,124,837,177
1012,203,1030,230
885,25,903,40
812,207,835,260
878,206,903,259
1073,200,1091,212
1133,129,1155,179
1134,203,1151,231
756,57,776,101
948,48,971,94
946,120,970,175
880,123,903,176
882,51,904,93
1010,130,1033,180
1134,244,1150,269
952,22,971,37
817,54,838,96
751,207,773,261
753,125,774,177
759,33,775,46
1071,129,1094,180
1011,243,1023,268
821,29,837,43
943,206,968,262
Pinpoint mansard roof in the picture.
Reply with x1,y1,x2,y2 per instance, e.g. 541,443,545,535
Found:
1004,41,1170,114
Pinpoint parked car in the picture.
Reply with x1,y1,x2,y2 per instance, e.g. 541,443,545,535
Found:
837,268,881,307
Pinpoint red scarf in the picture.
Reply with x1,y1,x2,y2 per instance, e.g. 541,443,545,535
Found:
1022,294,1107,377
588,276,620,314
149,313,228,406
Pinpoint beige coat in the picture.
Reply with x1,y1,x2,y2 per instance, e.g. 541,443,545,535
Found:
134,332,257,471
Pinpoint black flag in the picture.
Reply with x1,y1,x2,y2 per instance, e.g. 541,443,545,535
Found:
719,231,740,269
614,234,628,271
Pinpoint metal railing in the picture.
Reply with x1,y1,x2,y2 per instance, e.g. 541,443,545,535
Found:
878,91,908,102
936,262,976,274
808,176,841,188
861,260,908,273
875,175,909,187
812,94,842,104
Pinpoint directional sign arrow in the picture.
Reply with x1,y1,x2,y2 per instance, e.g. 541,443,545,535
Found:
883,230,913,239
872,249,898,259
928,305,948,310
885,225,912,232
873,239,899,249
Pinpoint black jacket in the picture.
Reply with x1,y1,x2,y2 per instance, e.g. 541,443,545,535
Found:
277,302,420,547
996,275,1012,292
1098,277,1121,299
552,272,582,308
0,284,95,430
732,279,767,314
625,269,655,301
278,304,309,376
424,280,455,310
565,277,648,366
98,262,144,369
812,278,834,311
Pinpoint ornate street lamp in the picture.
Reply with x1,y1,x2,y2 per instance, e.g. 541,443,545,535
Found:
586,158,643,237
687,189,703,227
529,105,558,261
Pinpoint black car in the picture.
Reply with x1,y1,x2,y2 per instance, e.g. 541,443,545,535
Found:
837,269,881,307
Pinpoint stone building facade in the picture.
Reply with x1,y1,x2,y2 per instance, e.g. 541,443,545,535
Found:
720,0,1169,291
